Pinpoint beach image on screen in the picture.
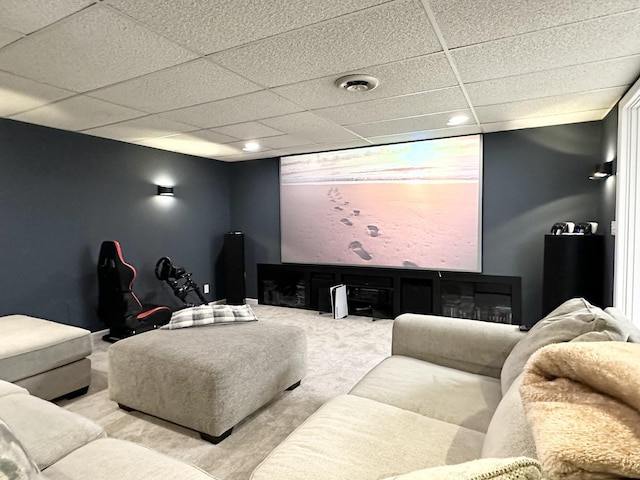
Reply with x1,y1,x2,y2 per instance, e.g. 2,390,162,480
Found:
280,135,482,271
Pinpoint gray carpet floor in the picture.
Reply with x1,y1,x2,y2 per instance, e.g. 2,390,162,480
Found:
57,304,393,480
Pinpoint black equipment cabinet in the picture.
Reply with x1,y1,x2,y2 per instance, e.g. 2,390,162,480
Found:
542,235,605,315
257,263,522,325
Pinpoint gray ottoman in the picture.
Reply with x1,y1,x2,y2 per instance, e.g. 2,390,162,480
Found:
108,321,306,443
0,315,92,401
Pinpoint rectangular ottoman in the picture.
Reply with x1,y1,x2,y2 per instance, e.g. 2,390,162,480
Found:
108,321,307,443
0,315,92,401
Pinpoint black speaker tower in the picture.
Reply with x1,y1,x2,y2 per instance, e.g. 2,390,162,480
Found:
224,232,246,305
542,234,604,316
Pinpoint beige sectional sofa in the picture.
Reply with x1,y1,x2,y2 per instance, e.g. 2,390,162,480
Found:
251,298,640,480
0,380,219,480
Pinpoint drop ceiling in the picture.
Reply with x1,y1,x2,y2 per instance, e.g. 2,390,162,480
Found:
1,0,639,162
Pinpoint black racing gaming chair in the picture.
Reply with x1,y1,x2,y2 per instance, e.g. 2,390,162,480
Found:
97,240,172,342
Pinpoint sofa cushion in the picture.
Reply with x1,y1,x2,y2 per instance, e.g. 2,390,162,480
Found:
0,418,41,480
0,393,105,470
500,298,636,393
481,374,537,460
250,394,485,480
0,379,28,399
604,307,640,342
43,438,218,480
0,315,92,383
350,355,502,433
382,457,541,480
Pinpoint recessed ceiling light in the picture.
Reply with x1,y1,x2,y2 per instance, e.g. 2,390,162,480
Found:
335,74,379,92
447,115,469,126
242,141,260,152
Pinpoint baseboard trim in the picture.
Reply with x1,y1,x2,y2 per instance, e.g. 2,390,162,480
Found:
212,298,258,305
91,329,109,342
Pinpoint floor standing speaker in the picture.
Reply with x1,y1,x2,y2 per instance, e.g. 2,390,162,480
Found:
542,234,604,315
224,232,245,305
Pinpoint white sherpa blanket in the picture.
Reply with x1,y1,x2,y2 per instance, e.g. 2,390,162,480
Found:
520,341,640,479
161,303,257,330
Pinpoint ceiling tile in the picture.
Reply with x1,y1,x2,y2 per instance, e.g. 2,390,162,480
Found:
450,9,640,83
364,125,482,145
211,121,284,140
347,109,474,137
466,55,640,106
135,131,242,159
272,53,458,110
88,59,263,113
0,5,197,92
0,71,74,116
0,25,21,47
481,110,610,134
260,112,364,143
215,150,284,162
10,95,145,131
429,0,640,48
313,87,469,125
81,115,199,141
0,0,93,34
210,0,441,87
160,90,304,128
474,88,626,123
106,0,389,54
278,139,372,156
259,135,315,149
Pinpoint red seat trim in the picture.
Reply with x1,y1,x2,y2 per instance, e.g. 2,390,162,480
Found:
137,307,172,320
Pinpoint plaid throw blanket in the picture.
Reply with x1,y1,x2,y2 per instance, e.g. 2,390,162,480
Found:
161,303,257,330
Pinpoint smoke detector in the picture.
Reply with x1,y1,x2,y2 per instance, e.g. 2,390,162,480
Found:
335,74,379,92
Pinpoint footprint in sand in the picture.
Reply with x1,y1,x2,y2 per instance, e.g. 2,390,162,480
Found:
367,225,379,237
348,241,372,261
340,218,353,226
352,210,360,216
334,206,343,211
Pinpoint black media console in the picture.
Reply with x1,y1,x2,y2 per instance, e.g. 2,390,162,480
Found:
257,263,522,325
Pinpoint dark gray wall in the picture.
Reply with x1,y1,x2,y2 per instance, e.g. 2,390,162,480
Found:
483,122,605,325
233,122,606,326
0,119,231,331
1,118,610,330
598,107,618,305
228,158,281,299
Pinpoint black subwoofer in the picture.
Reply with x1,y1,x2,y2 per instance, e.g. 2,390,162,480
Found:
223,232,245,305
542,234,604,315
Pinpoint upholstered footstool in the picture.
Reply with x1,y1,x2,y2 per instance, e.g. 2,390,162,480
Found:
0,315,92,401
108,321,307,443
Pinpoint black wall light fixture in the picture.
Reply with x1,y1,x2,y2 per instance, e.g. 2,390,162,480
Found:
589,161,614,180
157,185,174,196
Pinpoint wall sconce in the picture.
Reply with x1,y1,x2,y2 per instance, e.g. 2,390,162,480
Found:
589,161,614,180
157,185,174,196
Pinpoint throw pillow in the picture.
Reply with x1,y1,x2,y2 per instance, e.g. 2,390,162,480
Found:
0,419,41,480
382,457,541,480
161,303,258,330
500,298,633,394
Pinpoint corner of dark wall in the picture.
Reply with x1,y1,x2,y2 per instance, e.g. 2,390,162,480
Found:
0,119,232,331
227,157,281,299
483,121,605,325
599,107,619,305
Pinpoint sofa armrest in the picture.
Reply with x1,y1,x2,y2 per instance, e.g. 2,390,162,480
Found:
392,314,525,378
